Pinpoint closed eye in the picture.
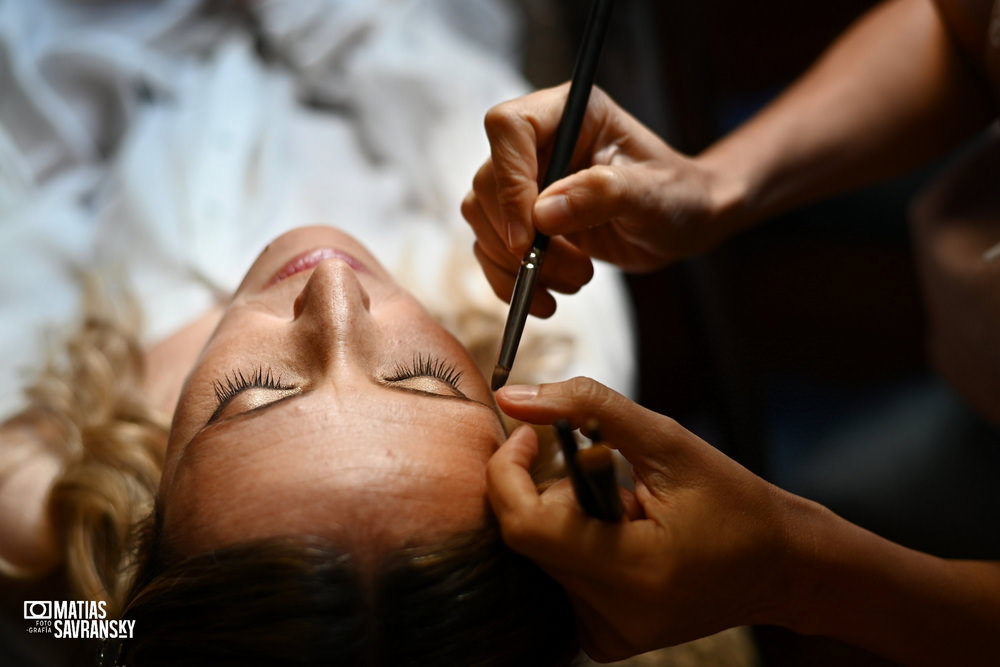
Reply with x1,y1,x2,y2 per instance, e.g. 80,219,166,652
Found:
382,353,465,395
209,354,465,424
210,366,297,423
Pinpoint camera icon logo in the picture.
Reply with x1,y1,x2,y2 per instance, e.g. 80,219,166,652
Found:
24,601,52,620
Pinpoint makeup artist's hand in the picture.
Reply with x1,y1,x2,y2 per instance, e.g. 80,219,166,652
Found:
488,377,796,661
462,84,738,317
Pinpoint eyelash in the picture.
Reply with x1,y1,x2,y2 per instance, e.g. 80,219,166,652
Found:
213,366,291,407
212,354,463,408
385,353,464,389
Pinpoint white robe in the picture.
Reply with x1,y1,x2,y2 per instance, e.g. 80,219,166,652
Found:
0,0,635,419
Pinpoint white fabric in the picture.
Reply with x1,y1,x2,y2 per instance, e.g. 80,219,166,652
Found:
0,0,635,419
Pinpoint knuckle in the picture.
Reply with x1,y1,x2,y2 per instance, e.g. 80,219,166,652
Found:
478,239,517,272
556,375,630,426
471,161,494,193
472,240,487,264
460,193,479,221
498,511,540,552
483,102,519,137
495,177,533,208
589,164,628,202
564,375,612,409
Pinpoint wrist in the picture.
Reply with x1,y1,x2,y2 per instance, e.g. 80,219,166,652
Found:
753,490,835,633
694,152,755,239
767,491,923,640
756,490,1000,665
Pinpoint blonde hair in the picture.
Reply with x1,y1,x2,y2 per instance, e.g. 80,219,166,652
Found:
21,278,168,615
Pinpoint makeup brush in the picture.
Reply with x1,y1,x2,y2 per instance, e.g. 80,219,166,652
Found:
577,420,623,521
491,0,615,390
553,418,623,522
554,419,603,518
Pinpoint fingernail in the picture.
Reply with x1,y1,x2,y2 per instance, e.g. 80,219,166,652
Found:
499,384,538,402
508,222,530,252
533,194,569,226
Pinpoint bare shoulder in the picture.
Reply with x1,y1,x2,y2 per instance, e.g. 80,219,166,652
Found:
0,416,62,577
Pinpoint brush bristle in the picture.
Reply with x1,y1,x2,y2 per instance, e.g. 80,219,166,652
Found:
490,366,510,391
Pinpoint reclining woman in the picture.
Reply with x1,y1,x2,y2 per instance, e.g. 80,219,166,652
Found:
0,1,633,664
2,225,590,667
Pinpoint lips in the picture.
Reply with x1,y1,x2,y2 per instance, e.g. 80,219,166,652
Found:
266,248,370,287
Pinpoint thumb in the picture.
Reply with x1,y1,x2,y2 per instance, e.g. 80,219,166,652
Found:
496,377,683,463
532,164,643,237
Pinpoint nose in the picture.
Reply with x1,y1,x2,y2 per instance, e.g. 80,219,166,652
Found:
292,259,374,359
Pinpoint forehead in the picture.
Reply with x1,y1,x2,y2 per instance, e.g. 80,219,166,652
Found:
162,385,504,554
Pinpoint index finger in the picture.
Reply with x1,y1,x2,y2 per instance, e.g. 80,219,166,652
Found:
487,426,597,564
483,86,571,253
486,425,544,520
488,426,635,575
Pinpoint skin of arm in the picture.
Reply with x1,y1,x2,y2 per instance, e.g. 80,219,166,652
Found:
488,378,1000,666
781,495,1000,666
463,0,997,312
701,0,996,231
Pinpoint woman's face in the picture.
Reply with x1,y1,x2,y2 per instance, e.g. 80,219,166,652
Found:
160,226,506,557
